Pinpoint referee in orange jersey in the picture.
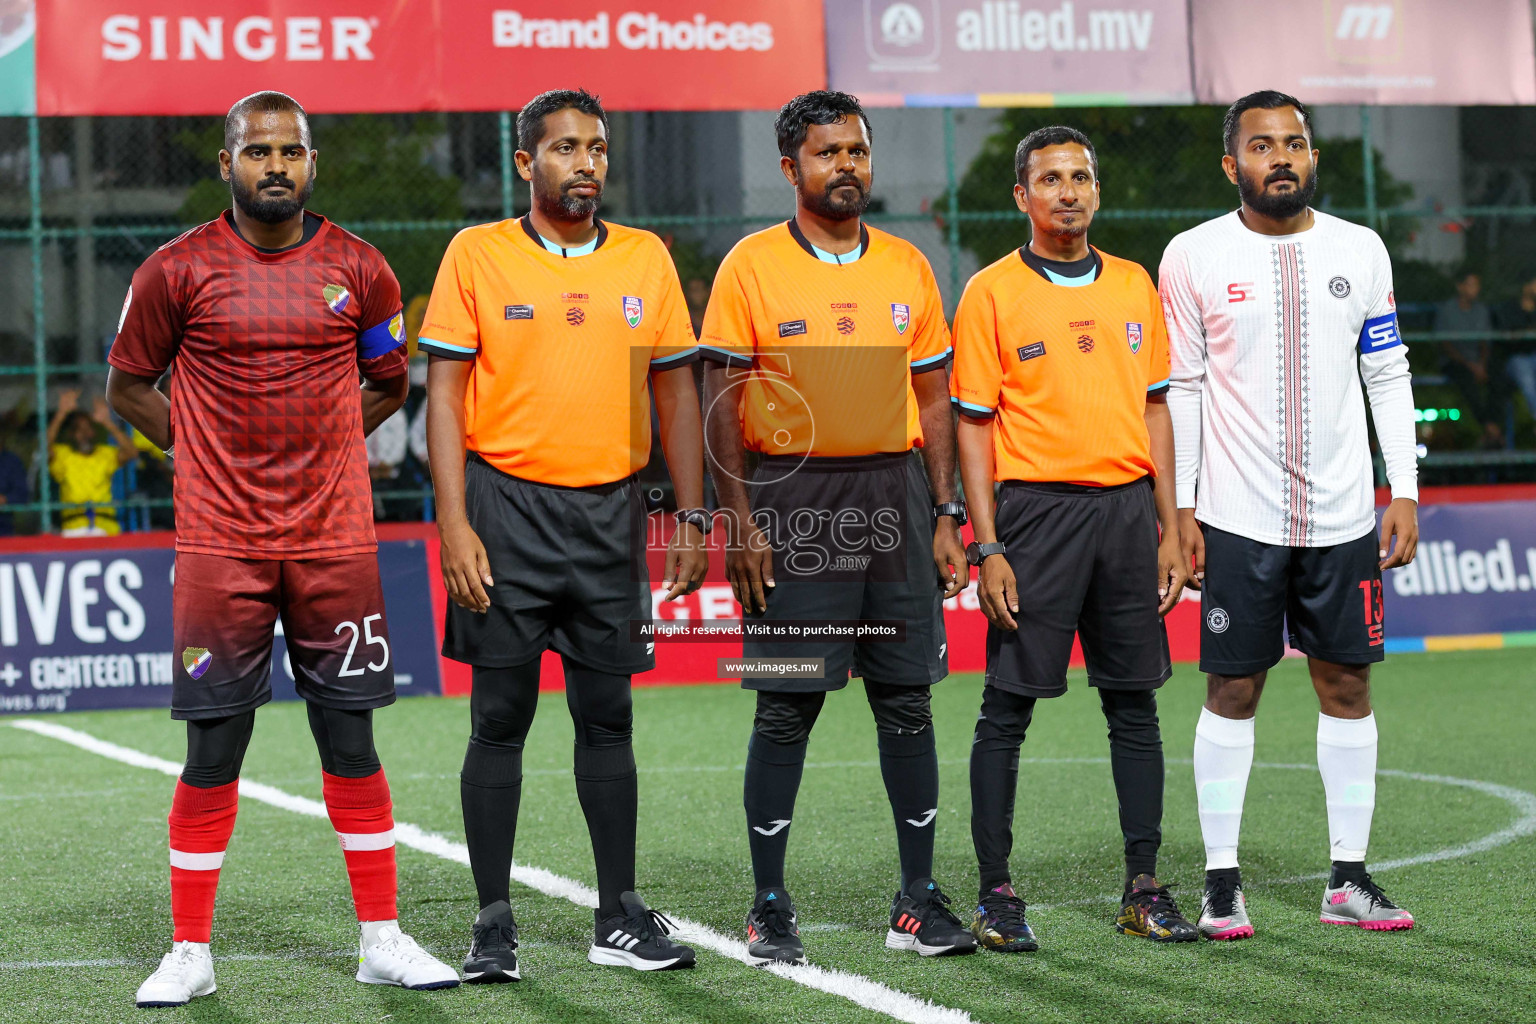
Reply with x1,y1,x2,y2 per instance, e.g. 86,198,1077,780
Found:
952,127,1194,952
423,89,705,979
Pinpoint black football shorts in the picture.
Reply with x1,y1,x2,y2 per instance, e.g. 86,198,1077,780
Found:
1198,522,1385,676
985,477,1171,699
443,454,654,675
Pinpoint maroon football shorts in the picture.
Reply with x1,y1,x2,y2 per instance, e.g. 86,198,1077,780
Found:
171,552,395,720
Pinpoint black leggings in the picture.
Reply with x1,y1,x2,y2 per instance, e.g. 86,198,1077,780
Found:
750,681,933,745
460,657,636,914
180,703,381,788
971,686,1163,889
465,661,633,754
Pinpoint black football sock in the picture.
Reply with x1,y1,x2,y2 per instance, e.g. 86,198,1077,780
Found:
564,665,639,919
1101,689,1164,887
1330,860,1370,887
460,662,541,910
461,739,523,909
743,732,808,893
970,686,1036,894
574,743,638,919
876,728,939,893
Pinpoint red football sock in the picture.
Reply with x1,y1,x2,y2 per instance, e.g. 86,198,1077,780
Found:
322,769,398,922
168,779,240,943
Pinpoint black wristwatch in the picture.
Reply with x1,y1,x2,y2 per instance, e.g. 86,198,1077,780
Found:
933,500,968,526
675,508,713,536
965,541,1006,566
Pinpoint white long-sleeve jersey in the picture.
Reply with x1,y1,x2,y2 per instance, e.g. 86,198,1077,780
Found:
1159,210,1417,548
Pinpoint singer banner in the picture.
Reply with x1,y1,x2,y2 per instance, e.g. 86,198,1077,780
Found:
32,0,826,115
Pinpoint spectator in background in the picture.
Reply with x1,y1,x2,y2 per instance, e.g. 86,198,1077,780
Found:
1494,274,1536,426
47,389,135,536
1436,270,1509,447
0,445,27,536
365,403,408,521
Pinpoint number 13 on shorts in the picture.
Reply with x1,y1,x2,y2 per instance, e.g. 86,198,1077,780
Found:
1358,580,1384,647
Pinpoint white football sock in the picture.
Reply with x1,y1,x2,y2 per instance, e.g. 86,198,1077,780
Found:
360,919,399,948
1193,707,1255,871
1317,712,1378,863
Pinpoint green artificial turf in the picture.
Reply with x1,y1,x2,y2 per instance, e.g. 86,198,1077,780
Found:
1,650,1533,1023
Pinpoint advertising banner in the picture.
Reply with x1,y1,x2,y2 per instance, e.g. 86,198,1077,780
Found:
33,0,825,115
1382,500,1536,649
824,0,1193,106
1191,0,1536,106
0,533,441,715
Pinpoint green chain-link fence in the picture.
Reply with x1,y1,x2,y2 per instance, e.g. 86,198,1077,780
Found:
3,104,1536,535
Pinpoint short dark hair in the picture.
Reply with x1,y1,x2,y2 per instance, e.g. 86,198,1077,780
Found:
1223,90,1311,157
1015,126,1097,186
516,88,609,154
774,91,873,161
224,91,310,152
61,410,95,436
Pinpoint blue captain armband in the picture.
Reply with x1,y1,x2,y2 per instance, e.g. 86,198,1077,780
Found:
1358,312,1403,354
359,309,407,360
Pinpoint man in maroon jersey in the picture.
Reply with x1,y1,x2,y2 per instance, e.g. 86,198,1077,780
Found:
106,91,459,1007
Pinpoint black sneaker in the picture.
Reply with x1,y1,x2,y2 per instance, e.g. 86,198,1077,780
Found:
1116,873,1199,943
588,891,697,971
745,887,807,965
972,883,1039,953
885,878,979,956
463,900,520,983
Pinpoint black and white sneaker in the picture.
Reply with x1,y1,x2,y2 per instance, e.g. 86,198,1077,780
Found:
589,891,697,971
463,900,520,983
745,887,807,966
885,878,979,957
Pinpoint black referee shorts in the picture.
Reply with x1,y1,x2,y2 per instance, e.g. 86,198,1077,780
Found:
986,477,1170,699
742,451,947,693
1198,523,1385,676
443,454,654,675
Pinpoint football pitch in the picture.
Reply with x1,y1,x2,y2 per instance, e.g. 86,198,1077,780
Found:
3,650,1533,1024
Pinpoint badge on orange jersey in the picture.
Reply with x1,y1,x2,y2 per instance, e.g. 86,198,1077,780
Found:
891,303,910,335
624,295,643,329
1126,322,1143,354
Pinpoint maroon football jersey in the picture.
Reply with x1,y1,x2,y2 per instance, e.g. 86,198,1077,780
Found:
109,212,407,558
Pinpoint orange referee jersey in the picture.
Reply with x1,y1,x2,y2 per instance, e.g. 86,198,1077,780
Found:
700,221,951,458
951,246,1170,486
419,217,697,488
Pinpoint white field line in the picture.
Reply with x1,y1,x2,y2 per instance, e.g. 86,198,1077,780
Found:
9,719,981,1024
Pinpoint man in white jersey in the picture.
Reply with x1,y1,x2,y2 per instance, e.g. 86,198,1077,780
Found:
1159,91,1420,940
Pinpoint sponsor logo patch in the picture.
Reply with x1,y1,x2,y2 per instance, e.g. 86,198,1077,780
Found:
778,319,807,338
1017,342,1046,362
1076,334,1095,353
1329,276,1351,298
836,316,855,335
623,295,643,328
183,647,212,680
1206,607,1231,634
323,283,350,313
504,305,534,320
891,303,910,334
566,307,586,326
